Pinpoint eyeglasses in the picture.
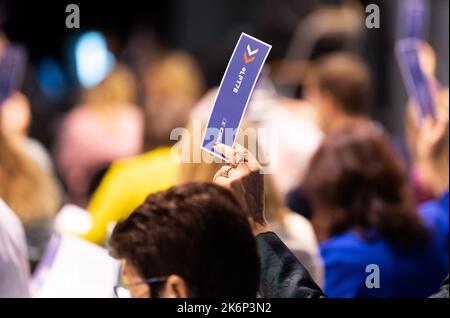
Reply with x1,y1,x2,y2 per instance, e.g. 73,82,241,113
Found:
113,277,167,298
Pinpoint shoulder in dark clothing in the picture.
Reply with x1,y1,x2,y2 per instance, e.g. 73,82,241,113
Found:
256,231,325,298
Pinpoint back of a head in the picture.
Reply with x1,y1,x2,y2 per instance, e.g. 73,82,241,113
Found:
146,52,204,102
308,52,371,116
110,182,259,297
143,52,205,150
0,129,60,224
303,124,428,250
83,64,137,109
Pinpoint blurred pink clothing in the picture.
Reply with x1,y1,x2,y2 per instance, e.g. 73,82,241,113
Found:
56,104,144,206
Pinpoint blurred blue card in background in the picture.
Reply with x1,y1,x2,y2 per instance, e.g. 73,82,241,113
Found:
395,38,436,122
0,44,27,105
397,0,429,40
202,33,271,160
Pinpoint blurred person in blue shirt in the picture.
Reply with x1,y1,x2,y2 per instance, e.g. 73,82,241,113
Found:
1,101,62,271
419,191,449,267
302,124,448,297
416,112,449,280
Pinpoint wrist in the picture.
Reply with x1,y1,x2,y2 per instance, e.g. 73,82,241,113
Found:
252,222,269,236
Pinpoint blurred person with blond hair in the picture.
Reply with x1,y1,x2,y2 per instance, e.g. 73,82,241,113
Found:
0,109,61,270
82,52,204,245
1,35,55,174
142,51,204,150
55,64,144,207
2,34,61,271
0,92,52,171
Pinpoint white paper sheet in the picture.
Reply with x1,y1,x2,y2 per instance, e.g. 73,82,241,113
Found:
31,234,120,298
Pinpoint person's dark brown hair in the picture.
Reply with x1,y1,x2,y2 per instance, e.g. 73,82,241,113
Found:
308,52,371,116
303,124,429,250
110,182,259,297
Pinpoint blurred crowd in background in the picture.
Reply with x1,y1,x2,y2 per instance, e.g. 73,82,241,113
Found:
0,0,449,298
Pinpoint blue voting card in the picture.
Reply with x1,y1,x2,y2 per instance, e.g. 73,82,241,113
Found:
0,44,27,105
201,33,271,160
397,0,429,40
395,38,436,121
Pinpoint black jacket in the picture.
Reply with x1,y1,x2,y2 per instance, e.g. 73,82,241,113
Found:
256,231,325,298
256,232,448,299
